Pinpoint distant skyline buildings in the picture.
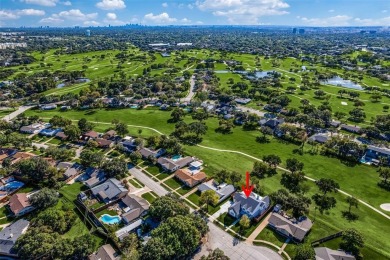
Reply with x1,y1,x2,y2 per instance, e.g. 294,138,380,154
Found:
0,0,390,27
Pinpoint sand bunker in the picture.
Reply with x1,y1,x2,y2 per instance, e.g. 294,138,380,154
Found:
341,102,348,106
380,203,390,211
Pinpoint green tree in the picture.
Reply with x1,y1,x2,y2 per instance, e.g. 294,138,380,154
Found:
262,154,281,169
129,151,142,164
14,226,59,259
80,149,104,167
170,108,185,122
199,190,219,212
200,248,230,260
189,121,208,137
239,214,250,231
149,194,189,221
229,171,242,188
115,122,129,136
251,161,269,178
63,125,81,141
102,157,128,178
78,118,93,133
286,158,304,173
340,228,365,258
142,215,204,259
312,194,337,214
29,188,59,210
315,178,340,195
293,244,315,260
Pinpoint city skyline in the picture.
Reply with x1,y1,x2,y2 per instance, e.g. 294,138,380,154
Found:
0,0,390,27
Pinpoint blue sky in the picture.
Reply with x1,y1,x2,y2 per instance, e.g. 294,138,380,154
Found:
0,0,390,27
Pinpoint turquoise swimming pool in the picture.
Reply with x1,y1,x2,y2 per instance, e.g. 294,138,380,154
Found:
100,214,121,225
172,155,181,161
0,181,24,191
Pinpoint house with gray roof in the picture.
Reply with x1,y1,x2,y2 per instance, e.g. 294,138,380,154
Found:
268,212,313,242
198,180,235,204
84,168,107,188
228,192,270,219
0,219,30,257
139,147,165,159
121,194,149,224
88,244,120,260
308,134,330,144
315,247,356,260
91,178,128,203
157,156,194,173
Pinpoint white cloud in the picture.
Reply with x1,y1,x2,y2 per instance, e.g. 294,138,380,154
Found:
21,0,58,7
143,12,177,24
196,0,289,24
299,15,352,26
180,18,191,24
96,0,126,10
106,12,117,20
17,9,45,16
162,2,168,8
54,9,98,21
39,17,63,23
188,4,194,9
84,20,100,26
382,10,388,13
61,1,72,6
354,16,390,26
0,10,19,20
328,9,335,13
0,9,45,20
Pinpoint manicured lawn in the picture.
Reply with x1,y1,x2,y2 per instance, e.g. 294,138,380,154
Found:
175,185,193,196
128,178,144,189
163,177,183,190
187,192,200,205
0,207,8,219
141,192,157,204
47,138,63,145
60,182,87,201
231,218,262,238
89,201,105,210
146,166,162,176
216,212,237,227
156,172,171,180
95,208,118,218
255,227,287,247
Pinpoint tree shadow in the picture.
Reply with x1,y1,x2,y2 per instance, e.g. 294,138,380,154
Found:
341,211,359,222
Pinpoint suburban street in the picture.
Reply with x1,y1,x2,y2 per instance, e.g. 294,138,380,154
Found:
3,105,35,122
183,75,196,102
128,166,282,260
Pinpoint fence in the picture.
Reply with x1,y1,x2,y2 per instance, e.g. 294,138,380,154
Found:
311,231,343,247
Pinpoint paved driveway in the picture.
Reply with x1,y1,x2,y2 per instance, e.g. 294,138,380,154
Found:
196,222,282,260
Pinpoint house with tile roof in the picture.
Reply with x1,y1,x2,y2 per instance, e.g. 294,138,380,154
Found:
174,168,207,188
8,193,34,217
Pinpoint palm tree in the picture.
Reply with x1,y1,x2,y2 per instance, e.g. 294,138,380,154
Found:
346,196,358,214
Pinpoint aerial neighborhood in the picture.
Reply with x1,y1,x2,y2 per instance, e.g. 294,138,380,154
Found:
0,16,389,260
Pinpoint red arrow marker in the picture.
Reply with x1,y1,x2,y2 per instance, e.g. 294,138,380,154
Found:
242,171,254,198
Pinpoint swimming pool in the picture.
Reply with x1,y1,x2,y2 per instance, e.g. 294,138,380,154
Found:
0,181,24,191
100,214,121,225
172,155,182,161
